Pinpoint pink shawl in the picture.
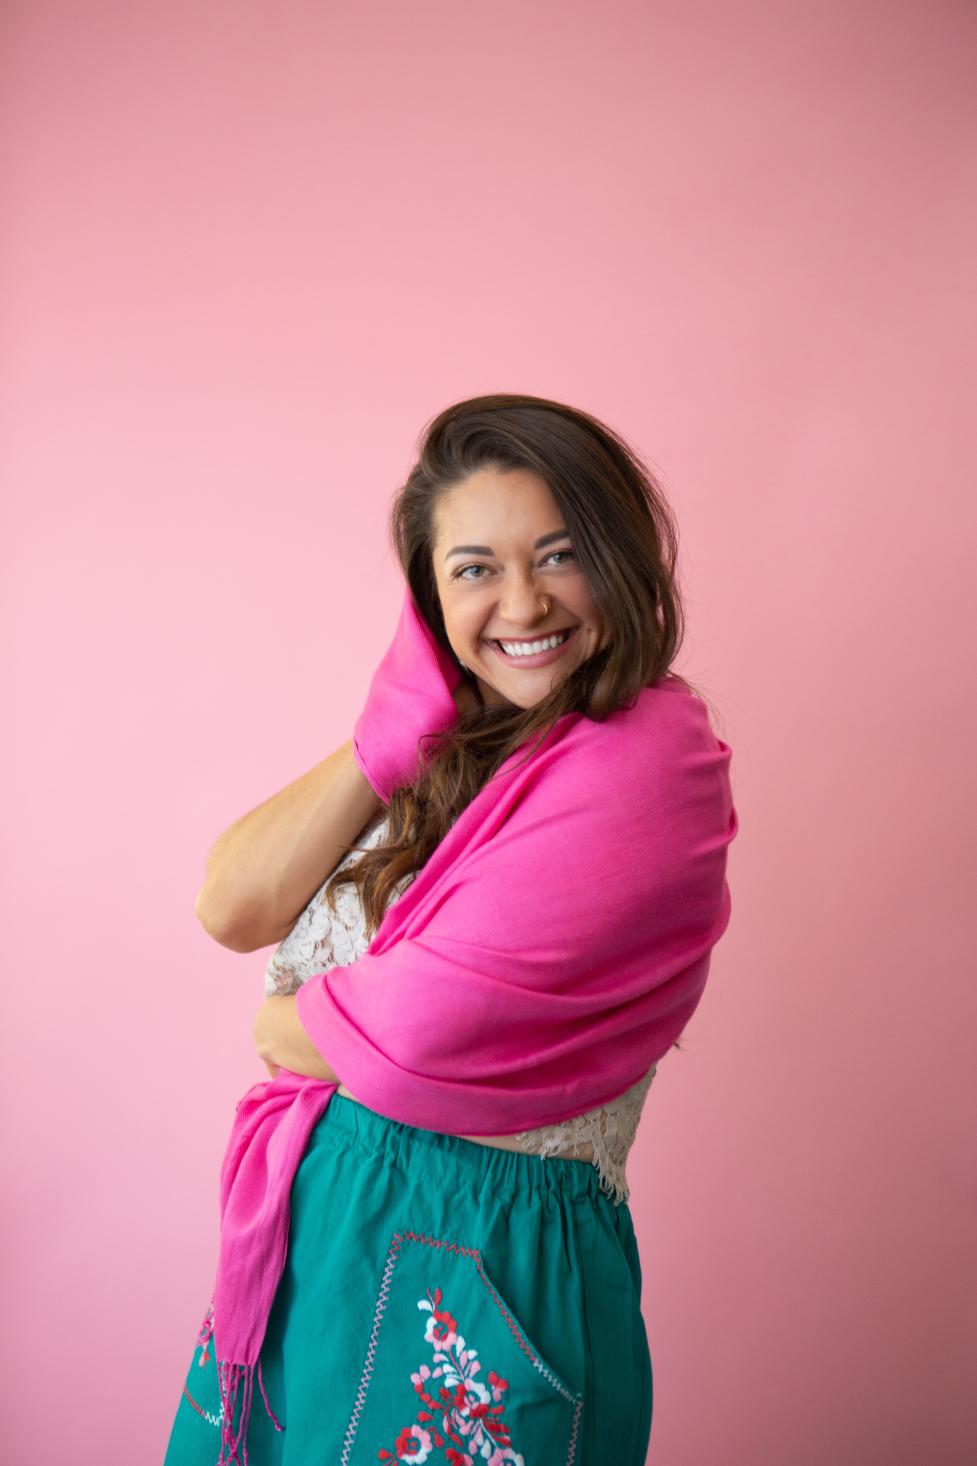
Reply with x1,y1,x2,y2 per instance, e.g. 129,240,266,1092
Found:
206,678,738,1463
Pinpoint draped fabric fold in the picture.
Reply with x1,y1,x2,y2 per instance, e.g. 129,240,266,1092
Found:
206,678,738,1463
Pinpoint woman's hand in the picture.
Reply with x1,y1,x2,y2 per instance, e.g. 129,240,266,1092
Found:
352,586,462,802
253,994,341,1082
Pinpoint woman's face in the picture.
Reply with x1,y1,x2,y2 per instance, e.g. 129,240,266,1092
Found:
431,466,608,709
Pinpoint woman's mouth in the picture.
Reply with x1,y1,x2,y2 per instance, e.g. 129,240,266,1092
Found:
485,625,580,669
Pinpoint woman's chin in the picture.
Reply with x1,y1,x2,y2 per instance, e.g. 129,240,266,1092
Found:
474,679,515,709
475,674,564,711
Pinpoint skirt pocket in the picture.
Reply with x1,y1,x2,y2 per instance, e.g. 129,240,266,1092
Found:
339,1226,584,1465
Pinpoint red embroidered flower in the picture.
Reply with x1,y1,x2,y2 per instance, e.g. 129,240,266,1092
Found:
429,1308,458,1345
400,1282,521,1465
390,1422,433,1461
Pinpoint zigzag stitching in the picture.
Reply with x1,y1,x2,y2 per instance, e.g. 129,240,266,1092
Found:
341,1228,583,1465
399,1229,581,1406
339,1231,403,1465
566,1395,584,1465
181,1384,224,1430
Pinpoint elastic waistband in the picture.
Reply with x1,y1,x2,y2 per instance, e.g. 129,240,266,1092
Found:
310,1091,611,1207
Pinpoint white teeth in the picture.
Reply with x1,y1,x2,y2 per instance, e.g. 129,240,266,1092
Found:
498,629,571,657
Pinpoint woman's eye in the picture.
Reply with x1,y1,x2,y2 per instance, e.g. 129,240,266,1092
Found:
453,549,575,582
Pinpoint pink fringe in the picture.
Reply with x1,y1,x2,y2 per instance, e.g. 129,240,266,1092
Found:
193,1294,284,1465
257,1359,284,1431
209,1320,284,1466
215,1359,254,1466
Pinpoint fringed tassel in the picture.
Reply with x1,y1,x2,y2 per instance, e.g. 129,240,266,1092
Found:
215,1359,254,1466
213,1355,285,1464
257,1358,284,1432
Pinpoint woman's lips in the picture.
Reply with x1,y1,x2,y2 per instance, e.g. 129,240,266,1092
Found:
485,625,580,669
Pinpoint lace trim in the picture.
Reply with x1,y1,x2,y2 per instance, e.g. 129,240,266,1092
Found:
512,1064,657,1204
263,810,658,1204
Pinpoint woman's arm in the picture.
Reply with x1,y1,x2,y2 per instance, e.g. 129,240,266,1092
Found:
253,994,342,1081
195,738,384,954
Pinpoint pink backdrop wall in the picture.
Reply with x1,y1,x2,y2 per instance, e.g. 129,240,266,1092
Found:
2,1,975,1461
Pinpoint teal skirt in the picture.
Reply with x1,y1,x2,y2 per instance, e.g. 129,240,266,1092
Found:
163,1091,653,1465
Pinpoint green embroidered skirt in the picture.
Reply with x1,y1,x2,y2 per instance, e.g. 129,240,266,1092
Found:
162,1090,653,1465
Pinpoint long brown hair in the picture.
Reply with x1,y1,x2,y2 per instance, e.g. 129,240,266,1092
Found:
324,394,712,1056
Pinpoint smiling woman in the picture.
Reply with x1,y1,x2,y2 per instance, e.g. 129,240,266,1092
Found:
163,392,737,1466
432,468,610,707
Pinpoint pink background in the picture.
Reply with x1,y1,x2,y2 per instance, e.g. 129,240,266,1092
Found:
2,1,975,1461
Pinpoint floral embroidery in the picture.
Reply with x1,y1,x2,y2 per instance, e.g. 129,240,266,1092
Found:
339,1231,581,1466
179,1299,284,1438
180,1302,225,1429
197,1301,215,1366
377,1283,524,1466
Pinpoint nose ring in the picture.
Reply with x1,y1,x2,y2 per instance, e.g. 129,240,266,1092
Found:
457,594,553,674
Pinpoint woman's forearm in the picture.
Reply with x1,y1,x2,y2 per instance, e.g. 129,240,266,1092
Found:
195,738,384,953
253,994,342,1081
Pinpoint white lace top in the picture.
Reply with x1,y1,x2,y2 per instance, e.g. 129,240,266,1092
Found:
264,809,658,1204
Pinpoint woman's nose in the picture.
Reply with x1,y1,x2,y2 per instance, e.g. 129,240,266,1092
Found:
497,580,550,624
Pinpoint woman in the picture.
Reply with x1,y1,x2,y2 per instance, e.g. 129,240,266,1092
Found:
162,392,738,1466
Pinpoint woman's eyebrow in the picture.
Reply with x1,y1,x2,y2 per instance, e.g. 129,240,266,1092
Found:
444,529,570,562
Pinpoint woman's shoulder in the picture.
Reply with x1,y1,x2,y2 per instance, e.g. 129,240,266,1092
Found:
537,676,732,836
628,672,718,736
565,674,723,770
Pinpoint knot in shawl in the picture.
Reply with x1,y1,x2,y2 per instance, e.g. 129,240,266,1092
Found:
207,678,738,1462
